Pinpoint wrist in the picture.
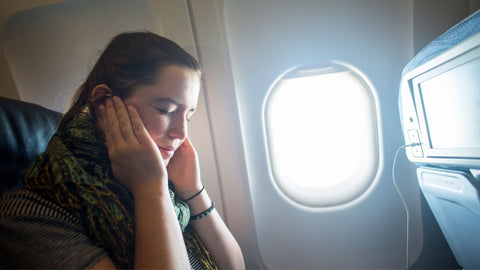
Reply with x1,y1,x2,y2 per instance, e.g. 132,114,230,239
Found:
176,183,204,201
133,189,175,216
130,180,169,199
190,200,215,220
185,189,212,216
184,185,205,202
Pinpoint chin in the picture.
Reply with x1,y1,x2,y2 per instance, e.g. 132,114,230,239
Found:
164,158,171,166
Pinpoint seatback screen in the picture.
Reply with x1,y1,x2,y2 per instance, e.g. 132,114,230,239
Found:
419,57,480,149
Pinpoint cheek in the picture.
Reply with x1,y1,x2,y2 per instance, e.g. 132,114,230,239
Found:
136,110,169,140
123,96,170,141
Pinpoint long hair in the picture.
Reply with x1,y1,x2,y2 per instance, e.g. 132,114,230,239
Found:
59,31,200,128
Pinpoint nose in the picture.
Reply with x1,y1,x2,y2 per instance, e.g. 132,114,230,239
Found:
167,114,187,140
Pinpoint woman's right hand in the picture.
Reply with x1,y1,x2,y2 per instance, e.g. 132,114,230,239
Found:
96,96,168,196
94,96,191,269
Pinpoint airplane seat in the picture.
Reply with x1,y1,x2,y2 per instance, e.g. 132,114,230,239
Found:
0,97,61,195
399,10,480,269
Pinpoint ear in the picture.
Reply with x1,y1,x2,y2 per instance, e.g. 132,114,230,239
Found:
90,84,112,103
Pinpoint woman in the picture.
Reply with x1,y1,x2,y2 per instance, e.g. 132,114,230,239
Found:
0,31,244,269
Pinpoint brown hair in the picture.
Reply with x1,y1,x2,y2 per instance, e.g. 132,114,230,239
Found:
59,31,200,128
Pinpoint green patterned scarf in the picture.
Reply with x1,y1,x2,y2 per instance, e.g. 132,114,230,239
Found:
24,112,216,269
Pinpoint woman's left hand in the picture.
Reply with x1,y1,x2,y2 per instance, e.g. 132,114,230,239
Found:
166,137,203,200
169,139,246,269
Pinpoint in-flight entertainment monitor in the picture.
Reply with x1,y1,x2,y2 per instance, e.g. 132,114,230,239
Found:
399,31,480,169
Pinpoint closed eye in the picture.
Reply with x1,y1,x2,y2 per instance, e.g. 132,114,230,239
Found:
155,107,175,115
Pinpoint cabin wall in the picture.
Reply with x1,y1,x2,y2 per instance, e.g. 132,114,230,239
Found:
0,0,69,100
414,0,474,54
211,0,475,268
1,3,478,106
219,1,414,268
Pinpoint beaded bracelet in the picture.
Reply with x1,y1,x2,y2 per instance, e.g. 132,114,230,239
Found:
184,186,205,202
190,200,215,220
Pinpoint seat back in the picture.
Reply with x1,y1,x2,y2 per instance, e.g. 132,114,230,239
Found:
417,167,480,268
0,97,61,195
399,10,480,269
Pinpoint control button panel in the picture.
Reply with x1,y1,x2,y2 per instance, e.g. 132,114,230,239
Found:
407,129,424,157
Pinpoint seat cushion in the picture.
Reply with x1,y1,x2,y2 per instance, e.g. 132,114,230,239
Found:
0,97,61,194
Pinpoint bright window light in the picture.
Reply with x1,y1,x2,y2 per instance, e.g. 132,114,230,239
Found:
264,62,381,207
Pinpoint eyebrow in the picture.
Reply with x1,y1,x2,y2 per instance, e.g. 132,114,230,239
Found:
154,98,182,106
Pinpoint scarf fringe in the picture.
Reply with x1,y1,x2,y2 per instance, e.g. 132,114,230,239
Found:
184,225,217,269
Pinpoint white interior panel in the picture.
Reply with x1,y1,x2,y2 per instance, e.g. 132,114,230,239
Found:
222,0,422,268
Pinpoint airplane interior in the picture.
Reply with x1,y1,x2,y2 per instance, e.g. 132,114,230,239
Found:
0,0,479,269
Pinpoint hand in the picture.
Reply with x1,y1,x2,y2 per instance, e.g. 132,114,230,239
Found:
166,137,203,200
96,96,168,195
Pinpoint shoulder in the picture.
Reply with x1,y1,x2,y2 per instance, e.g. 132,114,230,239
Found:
0,189,108,269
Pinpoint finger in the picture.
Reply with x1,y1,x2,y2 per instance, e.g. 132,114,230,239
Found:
112,96,136,142
127,105,154,146
96,99,110,142
102,97,123,147
96,102,107,136
181,137,197,154
183,137,193,148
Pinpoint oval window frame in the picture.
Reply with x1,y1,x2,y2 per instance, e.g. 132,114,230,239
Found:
262,61,383,208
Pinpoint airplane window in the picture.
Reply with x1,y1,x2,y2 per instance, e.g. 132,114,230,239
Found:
264,62,381,207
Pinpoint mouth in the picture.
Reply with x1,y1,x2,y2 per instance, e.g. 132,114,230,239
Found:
158,145,175,159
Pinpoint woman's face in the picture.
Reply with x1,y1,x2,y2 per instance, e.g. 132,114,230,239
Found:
123,65,200,165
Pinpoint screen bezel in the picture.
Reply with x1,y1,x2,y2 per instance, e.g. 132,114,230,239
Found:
410,46,480,160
